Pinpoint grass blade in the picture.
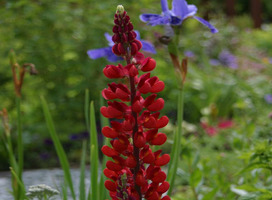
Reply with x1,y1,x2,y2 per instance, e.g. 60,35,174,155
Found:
79,140,87,200
9,167,27,200
16,97,24,200
90,101,99,200
41,96,76,200
99,95,110,200
85,89,90,132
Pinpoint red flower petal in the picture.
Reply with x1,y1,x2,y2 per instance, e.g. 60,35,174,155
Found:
125,155,137,168
141,58,156,72
136,171,145,186
101,145,119,157
107,106,123,118
161,195,171,200
145,129,158,142
151,133,167,145
102,89,117,100
112,136,129,153
134,39,142,51
157,181,170,193
106,161,122,171
112,44,121,55
118,43,126,55
151,81,165,93
156,116,169,128
138,82,151,94
130,42,138,55
105,180,116,192
152,171,166,183
143,116,157,128
132,100,143,113
100,106,110,118
134,132,146,148
115,88,129,100
155,154,170,166
146,191,159,200
102,126,118,138
147,98,164,112
142,148,155,164
143,94,157,107
129,65,138,77
103,168,117,180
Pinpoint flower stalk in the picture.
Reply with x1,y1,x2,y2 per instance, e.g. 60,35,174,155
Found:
7,50,37,200
101,5,171,200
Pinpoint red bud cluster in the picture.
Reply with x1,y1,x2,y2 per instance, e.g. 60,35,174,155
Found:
112,8,142,56
101,6,171,200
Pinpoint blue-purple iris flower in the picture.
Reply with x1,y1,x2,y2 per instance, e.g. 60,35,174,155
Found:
140,0,218,33
87,31,156,62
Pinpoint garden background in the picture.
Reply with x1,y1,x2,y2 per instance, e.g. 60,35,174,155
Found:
0,0,272,199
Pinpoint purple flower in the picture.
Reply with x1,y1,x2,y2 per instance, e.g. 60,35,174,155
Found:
140,0,218,33
209,59,221,66
184,50,195,58
210,50,238,69
69,131,89,141
218,50,238,69
265,94,272,104
87,31,156,62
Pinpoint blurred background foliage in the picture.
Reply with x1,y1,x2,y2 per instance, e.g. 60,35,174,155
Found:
0,0,272,199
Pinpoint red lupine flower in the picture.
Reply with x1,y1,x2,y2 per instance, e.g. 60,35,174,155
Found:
101,5,171,200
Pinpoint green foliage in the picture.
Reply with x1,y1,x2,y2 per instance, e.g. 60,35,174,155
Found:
41,96,76,200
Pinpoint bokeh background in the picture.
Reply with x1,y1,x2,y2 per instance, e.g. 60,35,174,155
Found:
0,0,272,198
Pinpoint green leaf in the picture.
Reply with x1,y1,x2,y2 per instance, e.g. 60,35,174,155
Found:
9,167,27,200
90,101,99,200
202,187,218,200
16,97,24,200
236,162,272,175
79,140,87,200
41,96,76,200
189,168,203,189
85,89,90,132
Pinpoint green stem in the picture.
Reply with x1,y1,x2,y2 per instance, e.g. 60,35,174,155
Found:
16,97,23,199
166,27,185,195
4,130,19,199
85,89,90,132
90,101,99,200
167,87,184,195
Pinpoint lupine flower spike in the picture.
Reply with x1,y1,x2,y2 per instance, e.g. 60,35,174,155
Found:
140,0,218,33
101,5,171,200
87,31,156,62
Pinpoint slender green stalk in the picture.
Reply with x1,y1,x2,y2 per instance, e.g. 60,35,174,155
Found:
2,129,19,199
41,96,76,200
85,89,90,132
79,140,87,200
5,132,18,174
90,101,99,200
167,88,184,195
16,97,24,200
62,184,68,200
10,167,27,200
